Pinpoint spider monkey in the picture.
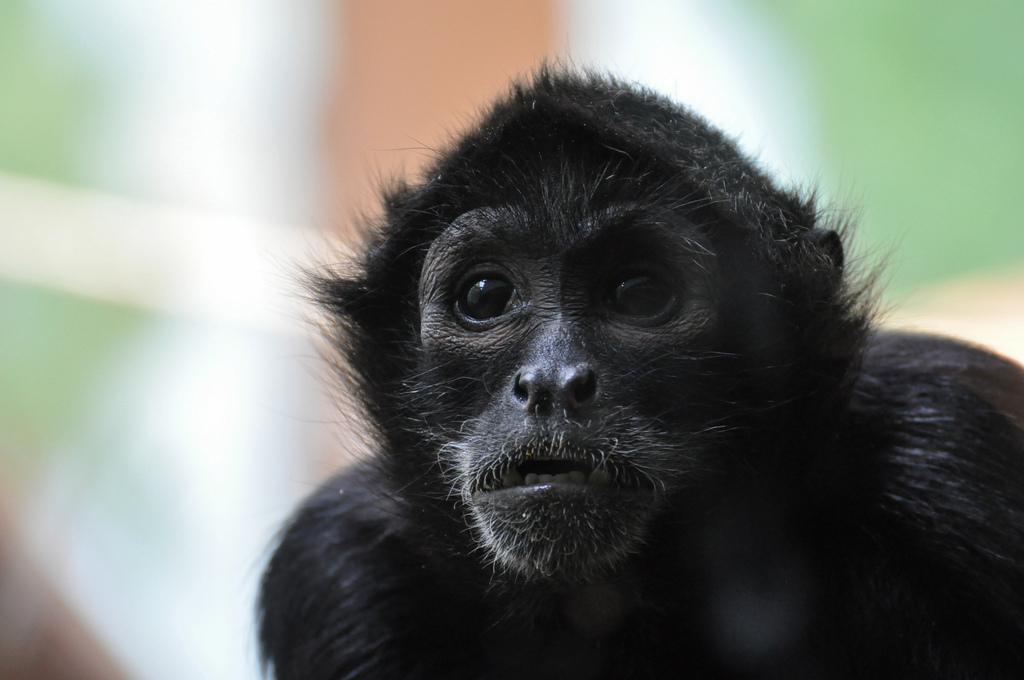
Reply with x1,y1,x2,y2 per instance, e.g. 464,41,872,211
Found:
259,68,1024,679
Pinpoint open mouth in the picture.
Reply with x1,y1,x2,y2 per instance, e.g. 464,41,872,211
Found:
478,440,616,492
501,458,612,488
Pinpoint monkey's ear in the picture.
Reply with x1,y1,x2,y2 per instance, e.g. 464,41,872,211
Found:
801,229,844,272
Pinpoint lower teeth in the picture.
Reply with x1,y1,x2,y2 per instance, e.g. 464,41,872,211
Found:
509,469,608,487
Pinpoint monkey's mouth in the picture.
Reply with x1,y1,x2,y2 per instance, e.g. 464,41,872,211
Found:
476,441,621,493
498,458,612,489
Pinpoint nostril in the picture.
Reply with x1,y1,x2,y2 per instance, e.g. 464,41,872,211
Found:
571,369,598,406
567,368,598,408
514,365,596,414
513,370,536,404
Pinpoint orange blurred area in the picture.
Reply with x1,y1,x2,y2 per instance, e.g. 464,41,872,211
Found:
0,495,129,680
326,0,556,230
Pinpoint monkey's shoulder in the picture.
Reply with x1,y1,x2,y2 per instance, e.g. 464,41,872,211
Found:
850,330,1024,494
260,465,488,679
855,329,1024,435
847,331,1024,608
268,464,432,584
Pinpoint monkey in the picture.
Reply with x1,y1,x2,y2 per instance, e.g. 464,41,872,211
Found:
258,68,1024,679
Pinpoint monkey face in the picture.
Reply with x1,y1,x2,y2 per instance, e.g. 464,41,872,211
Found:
325,80,851,587
416,197,723,582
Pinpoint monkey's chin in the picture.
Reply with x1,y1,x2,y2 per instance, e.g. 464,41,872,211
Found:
469,484,657,583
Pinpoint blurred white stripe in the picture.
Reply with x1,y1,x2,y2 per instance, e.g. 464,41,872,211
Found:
0,172,331,334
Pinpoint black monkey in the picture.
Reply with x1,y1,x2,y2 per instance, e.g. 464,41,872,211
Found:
259,69,1024,679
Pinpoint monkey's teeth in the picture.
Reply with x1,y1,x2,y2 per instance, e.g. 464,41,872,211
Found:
502,470,524,487
513,470,593,488
588,469,612,485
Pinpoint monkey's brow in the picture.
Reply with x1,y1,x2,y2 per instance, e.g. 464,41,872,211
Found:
434,203,701,258
571,203,701,249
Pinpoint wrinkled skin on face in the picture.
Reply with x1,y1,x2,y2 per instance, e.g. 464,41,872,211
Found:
399,124,848,584
418,204,721,580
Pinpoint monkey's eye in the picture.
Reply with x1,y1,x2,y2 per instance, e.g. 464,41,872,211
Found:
456,275,516,321
605,273,676,322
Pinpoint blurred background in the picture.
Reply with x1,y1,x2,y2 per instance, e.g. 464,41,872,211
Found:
1,1,1022,678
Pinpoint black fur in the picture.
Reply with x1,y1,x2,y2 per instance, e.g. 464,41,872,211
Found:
259,69,1024,679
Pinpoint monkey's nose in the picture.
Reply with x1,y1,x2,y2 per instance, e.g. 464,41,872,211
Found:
514,365,598,415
